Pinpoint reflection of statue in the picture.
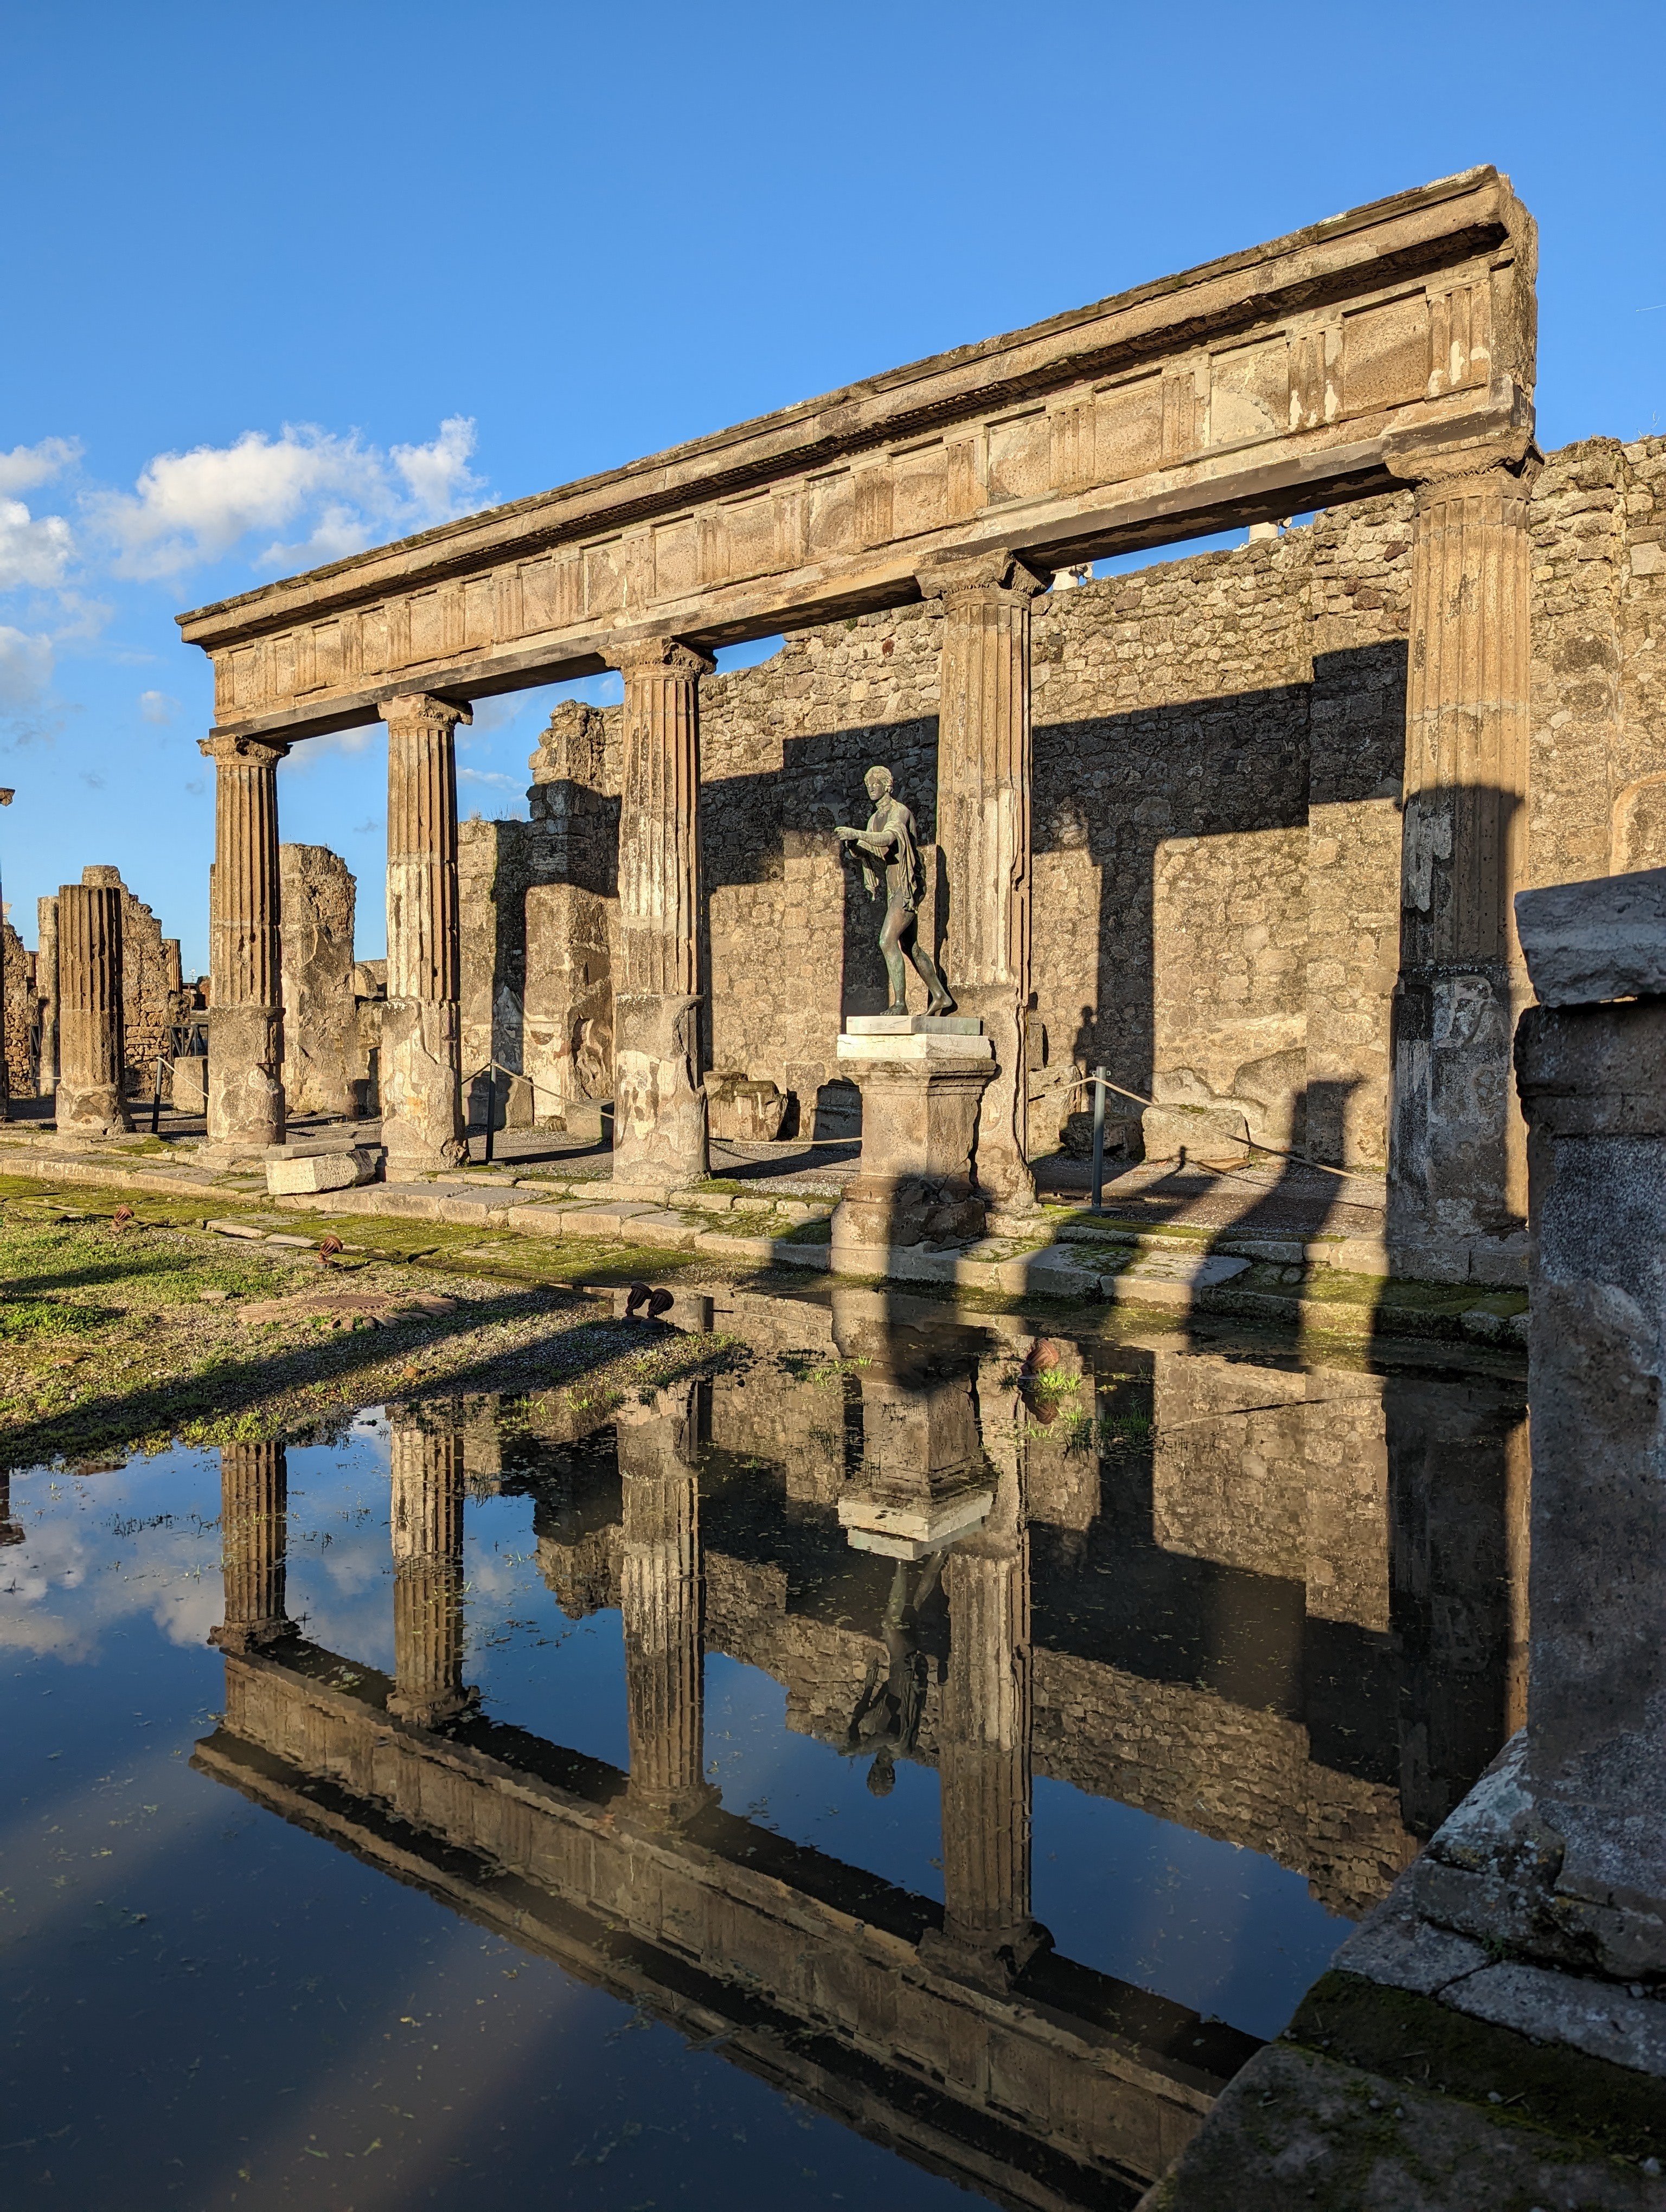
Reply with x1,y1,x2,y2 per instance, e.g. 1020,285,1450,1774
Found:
843,1552,944,1795
835,766,954,1016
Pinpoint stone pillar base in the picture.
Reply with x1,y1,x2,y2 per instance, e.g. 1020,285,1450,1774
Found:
950,985,1036,1214
209,1618,299,1656
55,1083,130,1136
207,1003,284,1148
830,1027,995,1264
917,1920,1050,1994
387,1684,479,1730
612,991,707,1182
381,999,465,1179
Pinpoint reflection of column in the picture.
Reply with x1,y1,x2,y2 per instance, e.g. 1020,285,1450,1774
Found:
0,1467,23,1546
201,733,287,1147
388,1424,473,1727
380,693,469,1179
921,551,1048,1217
923,1393,1045,1988
618,1381,712,1827
1387,452,1537,1276
55,880,131,1135
211,1442,297,1652
611,640,714,1183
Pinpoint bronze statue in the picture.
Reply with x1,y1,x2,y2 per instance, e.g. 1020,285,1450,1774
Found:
834,766,955,1016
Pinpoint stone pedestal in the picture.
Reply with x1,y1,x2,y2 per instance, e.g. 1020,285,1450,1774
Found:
830,1017,996,1266
210,1442,298,1655
611,640,713,1183
618,1382,714,1829
55,880,130,1135
381,695,468,1179
1407,873,1666,1976
1387,451,1537,1284
832,1292,992,1557
388,1423,475,1728
920,552,1048,1216
201,734,287,1148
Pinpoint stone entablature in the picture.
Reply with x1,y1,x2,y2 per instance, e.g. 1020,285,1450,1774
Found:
179,170,1533,745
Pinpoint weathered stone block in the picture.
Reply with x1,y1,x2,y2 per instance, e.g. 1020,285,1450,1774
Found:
264,1150,375,1196
1515,866,1666,1006
1140,1103,1251,1163
170,1055,207,1116
703,1073,786,1141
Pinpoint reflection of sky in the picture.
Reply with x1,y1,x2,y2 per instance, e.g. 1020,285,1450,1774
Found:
1,1439,972,2212
1032,1776,1351,2039
0,1422,1359,2055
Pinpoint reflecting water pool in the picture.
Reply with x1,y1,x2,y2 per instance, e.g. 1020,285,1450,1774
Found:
1,1287,1527,2209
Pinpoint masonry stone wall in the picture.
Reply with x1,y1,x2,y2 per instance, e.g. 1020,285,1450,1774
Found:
2,922,36,1097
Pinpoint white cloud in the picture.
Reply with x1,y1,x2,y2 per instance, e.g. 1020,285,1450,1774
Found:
0,436,80,496
0,496,75,591
0,626,54,712
458,766,524,792
89,415,486,582
139,689,180,724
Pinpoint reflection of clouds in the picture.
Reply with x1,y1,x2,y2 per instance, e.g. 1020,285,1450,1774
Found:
0,1449,224,1662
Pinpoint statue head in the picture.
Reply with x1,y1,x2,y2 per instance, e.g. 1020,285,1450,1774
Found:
866,1747,896,1797
864,764,893,804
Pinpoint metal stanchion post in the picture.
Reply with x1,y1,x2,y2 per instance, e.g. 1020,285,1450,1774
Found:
1090,1064,1106,1214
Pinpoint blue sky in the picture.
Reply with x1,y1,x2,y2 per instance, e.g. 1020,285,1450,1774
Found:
2,1,1661,973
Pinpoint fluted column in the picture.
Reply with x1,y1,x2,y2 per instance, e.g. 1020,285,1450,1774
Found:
0,1467,23,1549
210,1442,298,1653
388,1422,473,1728
611,639,714,1182
1388,451,1538,1279
380,694,469,1178
55,880,130,1135
920,552,1048,1217
618,1381,713,1828
200,732,287,1147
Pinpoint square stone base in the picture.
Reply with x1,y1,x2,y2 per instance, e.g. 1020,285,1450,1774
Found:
829,1029,996,1261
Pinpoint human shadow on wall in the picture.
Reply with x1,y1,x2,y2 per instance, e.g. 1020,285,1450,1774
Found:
1179,1079,1358,1357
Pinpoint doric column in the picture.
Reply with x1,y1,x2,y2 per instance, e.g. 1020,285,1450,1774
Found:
200,732,288,1148
618,1381,713,1828
919,552,1049,1217
388,1421,473,1728
380,694,469,1178
611,639,714,1182
1387,449,1538,1280
210,1442,298,1654
55,880,130,1135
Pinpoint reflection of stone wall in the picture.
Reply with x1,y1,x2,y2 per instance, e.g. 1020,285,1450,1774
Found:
1149,1354,1390,1635
1031,1649,1412,1919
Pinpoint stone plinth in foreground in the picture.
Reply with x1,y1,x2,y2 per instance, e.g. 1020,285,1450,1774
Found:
829,1018,995,1266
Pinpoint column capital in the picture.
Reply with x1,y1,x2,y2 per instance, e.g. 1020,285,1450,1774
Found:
198,731,290,767
609,636,715,681
378,692,473,732
1386,431,1543,506
915,549,1050,606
